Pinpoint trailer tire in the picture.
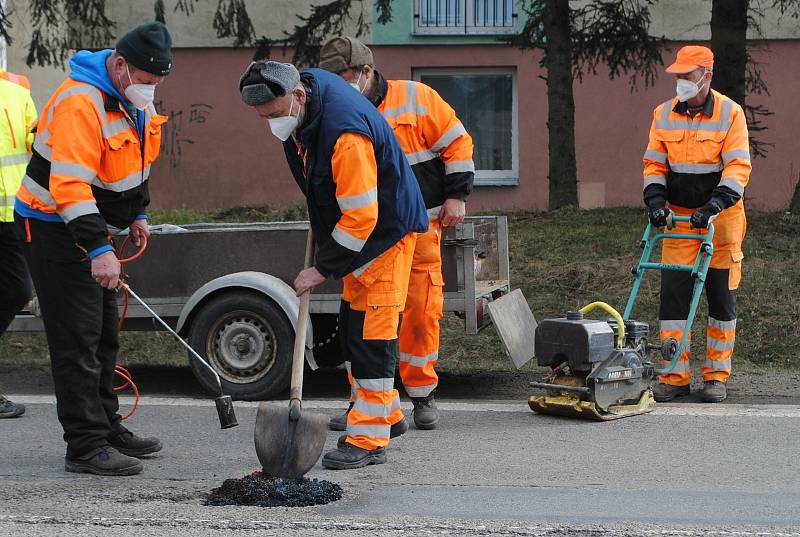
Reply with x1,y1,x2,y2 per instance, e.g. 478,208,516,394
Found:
188,290,293,400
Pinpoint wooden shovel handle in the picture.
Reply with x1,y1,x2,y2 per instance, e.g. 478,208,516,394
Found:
289,227,314,413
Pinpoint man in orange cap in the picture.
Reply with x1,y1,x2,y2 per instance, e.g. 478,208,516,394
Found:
642,45,751,403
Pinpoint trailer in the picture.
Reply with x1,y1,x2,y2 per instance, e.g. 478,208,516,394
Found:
9,216,509,400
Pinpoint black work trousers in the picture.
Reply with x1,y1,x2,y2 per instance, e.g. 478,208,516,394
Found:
15,214,124,458
660,267,737,323
0,221,32,334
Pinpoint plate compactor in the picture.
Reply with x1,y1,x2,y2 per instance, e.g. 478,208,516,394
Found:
529,302,660,420
488,214,716,420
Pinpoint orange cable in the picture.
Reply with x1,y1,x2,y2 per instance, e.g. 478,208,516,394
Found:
113,233,148,420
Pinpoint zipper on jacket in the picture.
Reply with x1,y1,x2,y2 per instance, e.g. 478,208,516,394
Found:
4,108,17,149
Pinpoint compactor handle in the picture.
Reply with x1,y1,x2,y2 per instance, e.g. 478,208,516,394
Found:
579,301,625,349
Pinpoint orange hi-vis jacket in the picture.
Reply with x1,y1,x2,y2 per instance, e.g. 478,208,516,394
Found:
643,89,751,212
16,77,167,255
374,72,474,209
1,70,37,222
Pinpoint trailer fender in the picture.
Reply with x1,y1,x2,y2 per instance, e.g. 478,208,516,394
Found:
176,271,318,370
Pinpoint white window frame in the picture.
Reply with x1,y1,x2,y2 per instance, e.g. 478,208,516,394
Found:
414,0,518,36
414,67,519,187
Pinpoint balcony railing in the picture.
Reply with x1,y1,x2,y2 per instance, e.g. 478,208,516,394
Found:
415,0,518,35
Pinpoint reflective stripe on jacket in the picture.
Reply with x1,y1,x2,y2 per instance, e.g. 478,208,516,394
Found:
377,76,474,209
330,132,380,255
0,71,37,222
643,89,751,210
16,78,167,253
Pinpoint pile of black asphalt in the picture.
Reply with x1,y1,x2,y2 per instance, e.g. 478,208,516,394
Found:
205,470,343,508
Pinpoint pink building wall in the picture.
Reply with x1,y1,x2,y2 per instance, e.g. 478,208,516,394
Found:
149,42,799,212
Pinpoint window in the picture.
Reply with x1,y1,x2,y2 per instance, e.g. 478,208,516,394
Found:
415,68,518,186
415,0,518,35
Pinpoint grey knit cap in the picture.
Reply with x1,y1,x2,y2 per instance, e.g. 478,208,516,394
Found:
239,61,300,106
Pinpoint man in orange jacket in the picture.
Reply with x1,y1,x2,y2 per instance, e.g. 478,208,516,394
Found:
643,45,751,403
15,22,172,475
239,61,428,469
319,37,474,430
0,68,37,419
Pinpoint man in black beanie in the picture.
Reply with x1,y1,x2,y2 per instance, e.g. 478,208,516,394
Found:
14,22,172,476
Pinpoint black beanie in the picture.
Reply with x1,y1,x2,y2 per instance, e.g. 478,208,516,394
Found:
116,22,173,76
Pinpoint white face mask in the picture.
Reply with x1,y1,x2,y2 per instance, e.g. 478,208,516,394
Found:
268,95,299,142
349,70,364,94
123,64,156,110
676,72,708,103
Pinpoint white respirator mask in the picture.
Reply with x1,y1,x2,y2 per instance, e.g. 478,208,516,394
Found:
123,64,156,110
268,95,299,142
676,71,708,103
349,70,365,94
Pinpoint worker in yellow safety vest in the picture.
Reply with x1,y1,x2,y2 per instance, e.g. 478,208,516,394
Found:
319,37,475,431
0,68,37,419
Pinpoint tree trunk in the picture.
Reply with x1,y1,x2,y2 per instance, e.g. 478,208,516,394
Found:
543,0,578,210
710,0,748,106
790,172,800,213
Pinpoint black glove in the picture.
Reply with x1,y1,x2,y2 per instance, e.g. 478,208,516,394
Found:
690,199,723,229
648,205,669,227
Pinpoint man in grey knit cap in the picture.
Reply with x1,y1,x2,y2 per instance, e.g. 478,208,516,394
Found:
239,60,428,470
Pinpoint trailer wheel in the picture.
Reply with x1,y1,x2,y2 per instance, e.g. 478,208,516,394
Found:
188,290,293,400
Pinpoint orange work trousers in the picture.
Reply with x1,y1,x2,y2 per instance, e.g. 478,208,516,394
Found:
398,217,444,398
341,232,416,451
659,202,745,386
344,218,444,408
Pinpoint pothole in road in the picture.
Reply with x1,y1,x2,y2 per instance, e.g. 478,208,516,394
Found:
205,470,342,508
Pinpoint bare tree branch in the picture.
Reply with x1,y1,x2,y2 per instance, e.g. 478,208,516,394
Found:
745,103,775,158
155,0,166,23
175,0,199,15
25,0,115,67
250,0,370,66
212,0,255,48
0,1,11,45
375,0,395,25
771,0,800,17
26,0,70,67
509,0,664,90
571,0,664,90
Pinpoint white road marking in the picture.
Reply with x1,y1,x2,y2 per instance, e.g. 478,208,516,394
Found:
9,395,800,418
1,515,799,536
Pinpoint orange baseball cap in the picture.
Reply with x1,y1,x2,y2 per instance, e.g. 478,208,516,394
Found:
666,45,714,74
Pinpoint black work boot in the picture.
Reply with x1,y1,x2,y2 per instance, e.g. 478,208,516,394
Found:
411,394,439,429
109,431,163,458
328,402,354,431
336,417,409,448
652,382,691,402
700,380,727,403
65,446,143,476
0,395,25,418
322,442,386,470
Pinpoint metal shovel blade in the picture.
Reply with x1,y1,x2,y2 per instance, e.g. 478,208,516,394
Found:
254,402,328,479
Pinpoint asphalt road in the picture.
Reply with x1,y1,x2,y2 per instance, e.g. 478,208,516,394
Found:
1,396,799,536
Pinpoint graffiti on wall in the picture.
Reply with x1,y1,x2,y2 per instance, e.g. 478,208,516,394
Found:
156,102,214,169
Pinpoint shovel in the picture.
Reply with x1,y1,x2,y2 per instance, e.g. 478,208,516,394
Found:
254,228,327,478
